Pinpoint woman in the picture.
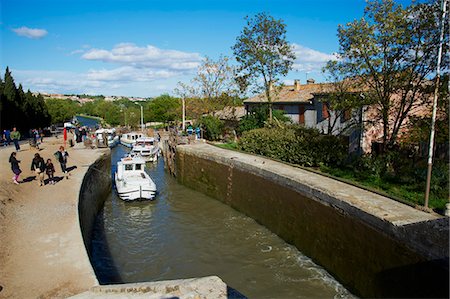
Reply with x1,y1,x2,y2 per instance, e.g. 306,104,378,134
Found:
9,152,21,185
31,153,46,186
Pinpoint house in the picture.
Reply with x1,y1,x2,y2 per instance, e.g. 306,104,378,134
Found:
244,79,364,153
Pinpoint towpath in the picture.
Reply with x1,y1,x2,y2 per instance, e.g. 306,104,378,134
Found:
0,137,107,298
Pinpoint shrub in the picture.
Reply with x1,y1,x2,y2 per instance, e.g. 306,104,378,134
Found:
196,115,224,141
237,125,347,167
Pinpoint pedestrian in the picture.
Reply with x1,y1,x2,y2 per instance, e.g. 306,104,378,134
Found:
45,158,56,185
3,129,11,146
9,152,21,185
39,128,44,143
195,127,201,140
10,127,21,151
55,146,70,179
31,153,46,186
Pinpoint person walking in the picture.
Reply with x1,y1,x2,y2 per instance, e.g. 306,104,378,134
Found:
45,158,56,185
9,152,21,185
31,153,46,186
10,127,21,151
55,146,70,179
3,129,11,146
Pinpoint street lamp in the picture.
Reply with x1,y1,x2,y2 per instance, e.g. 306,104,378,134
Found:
133,102,144,131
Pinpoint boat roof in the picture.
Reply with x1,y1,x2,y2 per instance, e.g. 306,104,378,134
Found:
120,156,146,164
136,137,155,142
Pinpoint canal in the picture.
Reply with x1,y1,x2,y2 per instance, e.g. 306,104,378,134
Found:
90,145,354,298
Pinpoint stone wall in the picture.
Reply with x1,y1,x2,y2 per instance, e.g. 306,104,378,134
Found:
78,152,111,254
176,144,449,298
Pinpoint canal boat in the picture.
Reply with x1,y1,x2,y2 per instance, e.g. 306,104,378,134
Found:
115,155,157,201
120,131,146,148
130,137,159,162
95,128,119,148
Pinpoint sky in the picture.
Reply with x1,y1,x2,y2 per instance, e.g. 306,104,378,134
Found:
0,0,411,98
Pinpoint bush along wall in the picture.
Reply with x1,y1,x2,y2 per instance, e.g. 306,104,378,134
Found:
237,125,347,167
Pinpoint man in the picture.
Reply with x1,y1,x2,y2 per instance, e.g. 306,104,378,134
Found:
55,146,70,179
31,153,46,186
10,127,21,151
3,129,11,146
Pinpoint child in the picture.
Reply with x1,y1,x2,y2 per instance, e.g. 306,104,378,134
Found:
9,152,21,185
45,158,56,185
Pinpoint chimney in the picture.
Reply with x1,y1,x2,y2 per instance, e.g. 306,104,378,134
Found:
307,78,315,84
294,79,300,91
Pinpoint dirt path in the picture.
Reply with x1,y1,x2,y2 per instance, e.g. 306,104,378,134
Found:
0,137,107,298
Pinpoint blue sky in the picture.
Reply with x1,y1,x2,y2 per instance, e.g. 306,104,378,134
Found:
1,0,410,97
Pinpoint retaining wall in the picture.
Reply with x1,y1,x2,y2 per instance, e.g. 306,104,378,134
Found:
176,144,449,298
78,152,112,255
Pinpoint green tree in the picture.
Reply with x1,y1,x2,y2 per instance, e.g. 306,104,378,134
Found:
45,98,80,124
332,0,448,149
146,94,181,123
232,12,295,121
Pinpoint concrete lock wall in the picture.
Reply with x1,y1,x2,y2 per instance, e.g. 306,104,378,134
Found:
78,152,112,255
176,144,449,298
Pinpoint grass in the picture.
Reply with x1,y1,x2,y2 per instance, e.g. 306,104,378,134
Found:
319,165,448,213
215,142,238,150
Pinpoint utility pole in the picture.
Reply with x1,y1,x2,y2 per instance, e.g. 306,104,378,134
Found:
424,0,447,208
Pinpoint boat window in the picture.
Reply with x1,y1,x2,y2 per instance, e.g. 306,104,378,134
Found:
135,164,142,170
125,164,133,171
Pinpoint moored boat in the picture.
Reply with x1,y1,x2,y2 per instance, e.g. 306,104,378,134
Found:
130,137,159,162
95,128,119,148
120,132,146,148
115,155,157,201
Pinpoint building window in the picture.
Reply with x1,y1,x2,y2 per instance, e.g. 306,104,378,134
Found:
322,102,329,119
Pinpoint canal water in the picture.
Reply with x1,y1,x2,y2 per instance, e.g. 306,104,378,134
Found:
90,146,354,298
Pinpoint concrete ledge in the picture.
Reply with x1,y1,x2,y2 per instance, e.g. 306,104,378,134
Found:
176,143,449,298
70,276,228,299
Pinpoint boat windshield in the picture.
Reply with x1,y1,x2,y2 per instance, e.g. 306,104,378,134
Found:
125,164,133,171
135,164,142,170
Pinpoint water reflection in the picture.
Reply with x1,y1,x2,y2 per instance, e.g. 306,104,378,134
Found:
90,145,355,298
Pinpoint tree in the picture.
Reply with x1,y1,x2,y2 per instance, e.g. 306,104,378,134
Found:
333,0,449,149
322,60,366,135
193,55,239,111
146,94,181,124
232,12,295,121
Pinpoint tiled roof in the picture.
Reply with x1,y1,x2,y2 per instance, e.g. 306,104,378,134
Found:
244,83,334,104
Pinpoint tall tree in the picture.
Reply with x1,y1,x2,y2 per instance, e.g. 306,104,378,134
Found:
232,12,295,121
333,0,449,149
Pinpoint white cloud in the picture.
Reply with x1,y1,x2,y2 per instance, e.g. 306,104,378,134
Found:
11,69,187,97
292,43,337,72
86,66,177,82
12,26,48,39
81,43,203,71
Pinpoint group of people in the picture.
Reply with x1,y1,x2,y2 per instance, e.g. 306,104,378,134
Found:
8,146,70,186
2,127,21,151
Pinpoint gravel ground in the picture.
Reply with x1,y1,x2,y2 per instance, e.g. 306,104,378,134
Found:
0,137,106,298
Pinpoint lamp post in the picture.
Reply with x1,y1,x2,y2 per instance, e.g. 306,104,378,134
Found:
133,102,144,132
182,97,186,131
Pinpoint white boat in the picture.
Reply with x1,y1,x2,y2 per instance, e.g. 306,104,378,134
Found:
95,128,119,148
130,137,160,162
120,132,146,148
115,155,157,201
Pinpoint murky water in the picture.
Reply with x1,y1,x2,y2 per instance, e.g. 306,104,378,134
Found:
91,146,354,298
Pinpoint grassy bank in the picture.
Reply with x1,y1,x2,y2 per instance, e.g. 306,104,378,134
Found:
214,141,448,213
